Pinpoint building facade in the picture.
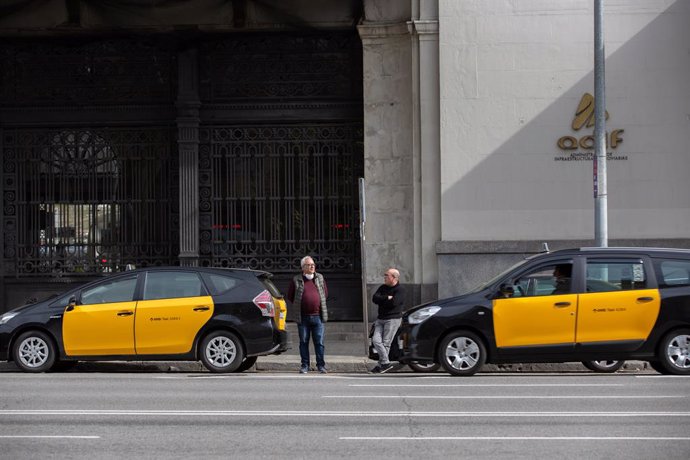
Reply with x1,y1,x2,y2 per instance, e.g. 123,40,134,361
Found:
359,0,690,309
2,0,689,320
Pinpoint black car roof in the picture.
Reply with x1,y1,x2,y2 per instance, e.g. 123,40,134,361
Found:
547,247,690,257
132,266,271,276
64,266,272,293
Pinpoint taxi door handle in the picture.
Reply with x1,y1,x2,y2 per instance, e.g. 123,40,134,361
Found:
554,302,571,308
117,310,134,317
637,297,654,302
194,306,210,312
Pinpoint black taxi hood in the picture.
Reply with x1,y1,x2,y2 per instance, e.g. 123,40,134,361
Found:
6,287,75,313
4,296,54,315
403,290,488,317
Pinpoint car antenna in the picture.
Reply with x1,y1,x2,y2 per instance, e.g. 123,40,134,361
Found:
541,242,550,253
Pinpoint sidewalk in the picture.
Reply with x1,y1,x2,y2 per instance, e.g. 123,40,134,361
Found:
0,355,653,374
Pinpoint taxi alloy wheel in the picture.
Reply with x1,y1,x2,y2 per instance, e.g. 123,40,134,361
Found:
200,331,244,373
658,329,690,375
13,330,56,373
581,360,625,373
438,330,486,376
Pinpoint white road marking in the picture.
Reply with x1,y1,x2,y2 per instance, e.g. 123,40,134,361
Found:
340,436,690,441
324,395,681,399
1,410,689,417
0,435,100,439
348,383,625,387
636,375,690,379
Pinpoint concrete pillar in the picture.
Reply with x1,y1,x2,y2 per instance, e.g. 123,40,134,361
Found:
0,127,5,310
176,47,200,267
358,8,415,313
409,0,440,302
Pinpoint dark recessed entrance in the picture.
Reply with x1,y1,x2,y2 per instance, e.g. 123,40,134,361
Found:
1,31,363,320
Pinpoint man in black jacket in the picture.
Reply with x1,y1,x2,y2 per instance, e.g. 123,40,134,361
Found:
370,268,405,373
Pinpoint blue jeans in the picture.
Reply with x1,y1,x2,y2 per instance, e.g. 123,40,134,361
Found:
298,315,325,368
372,318,402,366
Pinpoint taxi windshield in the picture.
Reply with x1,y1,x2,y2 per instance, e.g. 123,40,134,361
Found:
465,257,534,294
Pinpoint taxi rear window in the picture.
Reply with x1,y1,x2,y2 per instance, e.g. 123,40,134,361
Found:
656,259,690,287
586,260,647,291
259,276,283,298
202,273,242,295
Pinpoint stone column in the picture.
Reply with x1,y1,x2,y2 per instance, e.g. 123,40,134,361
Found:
0,127,5,309
358,15,415,314
177,48,200,267
409,2,440,302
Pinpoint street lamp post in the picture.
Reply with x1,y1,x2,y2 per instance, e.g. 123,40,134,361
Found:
594,0,608,247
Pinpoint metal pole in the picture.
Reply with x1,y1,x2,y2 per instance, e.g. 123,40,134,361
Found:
358,178,369,355
0,127,4,312
594,0,608,247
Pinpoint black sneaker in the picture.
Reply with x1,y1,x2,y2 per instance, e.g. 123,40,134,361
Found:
369,365,382,374
378,363,394,374
299,365,309,374
318,366,328,374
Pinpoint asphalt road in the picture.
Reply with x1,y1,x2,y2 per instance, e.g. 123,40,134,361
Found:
1,371,689,459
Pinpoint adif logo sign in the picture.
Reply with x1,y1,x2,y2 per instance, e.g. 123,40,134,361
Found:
557,93,624,150
554,93,627,162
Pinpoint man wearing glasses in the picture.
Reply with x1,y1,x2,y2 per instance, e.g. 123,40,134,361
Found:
287,256,329,374
370,268,405,373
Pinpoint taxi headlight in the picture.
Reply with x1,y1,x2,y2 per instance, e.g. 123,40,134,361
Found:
407,306,441,325
0,311,19,325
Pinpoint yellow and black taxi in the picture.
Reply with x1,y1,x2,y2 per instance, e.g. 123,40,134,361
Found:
0,267,288,373
399,247,690,376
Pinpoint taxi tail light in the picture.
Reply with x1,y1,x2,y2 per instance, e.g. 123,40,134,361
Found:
253,290,275,317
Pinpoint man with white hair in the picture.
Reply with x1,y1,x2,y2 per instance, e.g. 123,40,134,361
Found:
370,267,405,373
287,255,329,374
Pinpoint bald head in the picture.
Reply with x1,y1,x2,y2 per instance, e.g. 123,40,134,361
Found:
383,268,400,286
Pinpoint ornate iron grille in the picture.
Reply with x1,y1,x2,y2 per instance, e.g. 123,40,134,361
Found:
0,39,176,106
2,127,179,277
198,124,363,273
199,33,362,102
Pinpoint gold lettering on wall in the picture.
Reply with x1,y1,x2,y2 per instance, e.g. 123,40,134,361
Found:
557,93,623,151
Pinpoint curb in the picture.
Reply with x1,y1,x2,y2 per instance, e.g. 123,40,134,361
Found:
0,359,654,374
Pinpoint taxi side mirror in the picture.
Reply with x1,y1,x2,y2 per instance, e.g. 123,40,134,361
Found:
498,284,515,298
65,295,77,312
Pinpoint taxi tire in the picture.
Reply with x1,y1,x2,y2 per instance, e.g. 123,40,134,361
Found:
438,330,486,376
407,361,441,373
51,360,79,372
234,356,258,373
656,329,690,376
12,330,57,373
647,360,669,374
581,360,624,373
200,331,244,373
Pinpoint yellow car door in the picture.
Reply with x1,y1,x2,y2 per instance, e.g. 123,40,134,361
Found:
577,290,660,342
62,275,138,356
493,294,577,347
493,262,577,348
134,271,213,355
576,260,660,343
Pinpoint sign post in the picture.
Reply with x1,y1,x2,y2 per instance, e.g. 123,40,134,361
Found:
358,178,369,355
594,0,608,247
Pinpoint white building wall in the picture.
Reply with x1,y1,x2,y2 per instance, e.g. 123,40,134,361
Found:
439,0,690,242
